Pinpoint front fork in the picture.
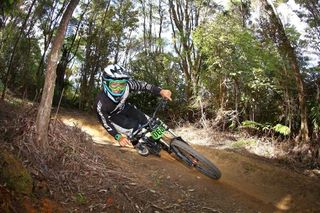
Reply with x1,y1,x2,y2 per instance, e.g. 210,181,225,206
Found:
163,131,196,166
160,128,189,153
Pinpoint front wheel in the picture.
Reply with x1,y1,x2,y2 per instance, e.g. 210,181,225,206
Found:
171,139,221,180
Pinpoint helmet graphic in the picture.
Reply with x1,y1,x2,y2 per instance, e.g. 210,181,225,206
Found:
103,64,130,80
102,64,130,102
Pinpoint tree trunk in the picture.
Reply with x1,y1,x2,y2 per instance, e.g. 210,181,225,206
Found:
79,17,94,110
219,76,227,111
55,46,69,102
281,66,293,130
35,1,67,93
36,0,80,145
168,0,199,103
316,79,320,103
263,0,309,143
233,79,239,112
139,0,148,53
291,56,309,142
148,1,153,52
157,0,164,53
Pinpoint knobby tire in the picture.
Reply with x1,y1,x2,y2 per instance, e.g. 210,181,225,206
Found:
171,139,221,180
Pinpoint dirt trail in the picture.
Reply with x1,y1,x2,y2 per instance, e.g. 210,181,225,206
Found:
58,111,320,212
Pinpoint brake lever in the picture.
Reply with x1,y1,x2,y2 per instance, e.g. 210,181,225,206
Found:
160,99,168,110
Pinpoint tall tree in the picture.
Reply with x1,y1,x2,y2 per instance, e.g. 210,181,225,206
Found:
261,0,309,143
36,0,80,145
168,0,210,111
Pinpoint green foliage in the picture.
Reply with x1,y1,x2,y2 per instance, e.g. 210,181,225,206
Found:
232,139,256,149
0,150,33,195
74,192,87,204
191,1,320,138
0,79,3,92
128,51,182,115
284,25,301,48
193,12,284,123
1,0,20,14
241,120,291,136
241,120,263,130
311,105,320,132
0,17,41,97
272,124,291,136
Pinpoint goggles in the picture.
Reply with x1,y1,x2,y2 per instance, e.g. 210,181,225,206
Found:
103,79,128,96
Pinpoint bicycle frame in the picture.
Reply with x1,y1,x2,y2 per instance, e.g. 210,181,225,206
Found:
128,99,183,155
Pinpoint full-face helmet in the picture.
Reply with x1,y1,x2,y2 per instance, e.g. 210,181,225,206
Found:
102,64,130,102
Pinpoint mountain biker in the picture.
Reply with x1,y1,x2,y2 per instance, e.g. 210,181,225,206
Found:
95,64,172,156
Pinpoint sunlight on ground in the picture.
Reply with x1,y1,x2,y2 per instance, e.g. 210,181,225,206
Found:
275,194,292,211
233,138,278,158
59,116,137,153
61,118,112,144
59,116,113,145
5,96,34,107
175,124,280,159
174,124,214,146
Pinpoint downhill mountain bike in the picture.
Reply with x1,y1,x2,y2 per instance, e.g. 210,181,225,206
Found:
129,99,221,180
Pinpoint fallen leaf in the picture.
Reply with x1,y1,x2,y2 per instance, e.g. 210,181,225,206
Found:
106,197,113,206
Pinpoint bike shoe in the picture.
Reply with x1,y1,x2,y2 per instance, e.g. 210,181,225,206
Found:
135,142,149,156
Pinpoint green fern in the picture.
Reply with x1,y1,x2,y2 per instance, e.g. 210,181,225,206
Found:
272,124,290,136
241,120,290,136
262,124,272,132
241,120,263,130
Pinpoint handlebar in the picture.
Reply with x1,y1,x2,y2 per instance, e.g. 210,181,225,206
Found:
152,99,167,119
129,99,167,140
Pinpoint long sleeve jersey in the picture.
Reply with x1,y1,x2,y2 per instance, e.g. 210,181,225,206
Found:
95,79,162,138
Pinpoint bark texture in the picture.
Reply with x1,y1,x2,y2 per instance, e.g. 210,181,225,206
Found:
36,0,80,145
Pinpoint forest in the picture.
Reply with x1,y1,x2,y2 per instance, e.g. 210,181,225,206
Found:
1,0,320,143
0,0,320,212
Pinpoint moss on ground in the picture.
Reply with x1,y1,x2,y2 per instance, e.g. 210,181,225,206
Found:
0,150,33,195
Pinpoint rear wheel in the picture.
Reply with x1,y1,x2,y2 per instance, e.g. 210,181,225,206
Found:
171,139,221,180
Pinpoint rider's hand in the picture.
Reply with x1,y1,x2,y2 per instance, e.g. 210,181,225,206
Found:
118,136,131,147
160,89,172,101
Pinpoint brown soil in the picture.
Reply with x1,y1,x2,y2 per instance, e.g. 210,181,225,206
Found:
58,109,320,212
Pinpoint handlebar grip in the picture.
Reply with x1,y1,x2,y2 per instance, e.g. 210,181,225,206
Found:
161,99,168,106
